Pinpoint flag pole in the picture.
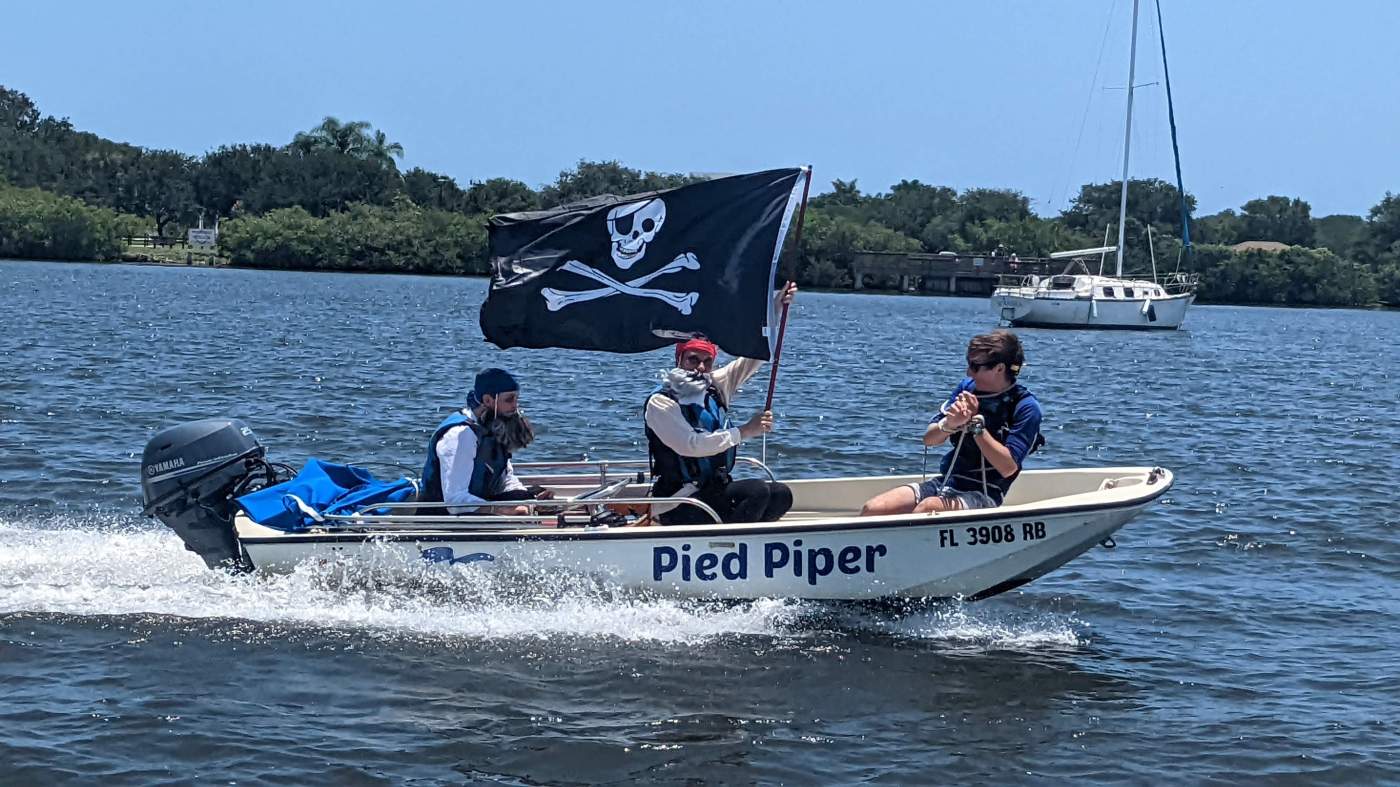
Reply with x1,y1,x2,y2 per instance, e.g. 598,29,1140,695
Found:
763,166,812,413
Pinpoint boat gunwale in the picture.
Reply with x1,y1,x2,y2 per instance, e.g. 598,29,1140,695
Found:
239,470,1173,546
1005,320,1188,331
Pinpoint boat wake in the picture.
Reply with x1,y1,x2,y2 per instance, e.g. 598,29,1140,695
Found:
848,603,1086,651
0,516,1085,650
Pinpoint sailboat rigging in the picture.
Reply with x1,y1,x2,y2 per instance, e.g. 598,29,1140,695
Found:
991,0,1199,330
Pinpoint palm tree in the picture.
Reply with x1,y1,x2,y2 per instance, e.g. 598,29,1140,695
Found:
364,129,405,170
291,116,372,156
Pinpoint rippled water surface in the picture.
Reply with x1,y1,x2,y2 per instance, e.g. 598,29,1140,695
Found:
2,260,1397,784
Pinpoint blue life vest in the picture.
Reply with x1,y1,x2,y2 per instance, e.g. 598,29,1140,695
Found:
940,383,1044,504
645,385,737,496
418,410,511,503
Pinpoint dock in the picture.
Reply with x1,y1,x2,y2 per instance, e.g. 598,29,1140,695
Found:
850,251,1058,296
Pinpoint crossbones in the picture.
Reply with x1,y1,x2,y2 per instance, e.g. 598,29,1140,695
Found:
542,254,700,314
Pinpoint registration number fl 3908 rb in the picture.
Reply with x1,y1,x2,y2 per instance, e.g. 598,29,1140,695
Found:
938,521,1047,548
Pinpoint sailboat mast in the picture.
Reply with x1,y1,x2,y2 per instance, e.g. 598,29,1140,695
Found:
1115,0,1141,278
1156,0,1192,267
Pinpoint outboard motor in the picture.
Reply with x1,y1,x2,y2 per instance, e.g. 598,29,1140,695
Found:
141,418,278,571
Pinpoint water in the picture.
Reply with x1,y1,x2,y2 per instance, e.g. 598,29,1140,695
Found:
2,259,1397,784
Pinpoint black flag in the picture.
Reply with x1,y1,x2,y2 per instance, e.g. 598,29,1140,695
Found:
480,167,808,360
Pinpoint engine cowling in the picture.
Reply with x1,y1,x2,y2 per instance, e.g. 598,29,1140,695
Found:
141,418,266,570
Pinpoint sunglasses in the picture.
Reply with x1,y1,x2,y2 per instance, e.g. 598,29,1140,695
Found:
967,357,1000,371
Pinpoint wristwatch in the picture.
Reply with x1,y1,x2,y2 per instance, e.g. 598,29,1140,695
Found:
968,416,986,436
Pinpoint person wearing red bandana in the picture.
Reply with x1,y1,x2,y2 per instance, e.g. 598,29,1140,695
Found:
644,283,797,525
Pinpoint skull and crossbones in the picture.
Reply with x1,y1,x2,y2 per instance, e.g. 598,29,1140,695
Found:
541,197,701,314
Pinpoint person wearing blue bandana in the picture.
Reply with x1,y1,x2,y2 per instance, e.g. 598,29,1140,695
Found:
418,368,553,515
861,330,1044,515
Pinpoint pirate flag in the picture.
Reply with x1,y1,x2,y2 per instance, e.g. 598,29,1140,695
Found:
480,167,808,360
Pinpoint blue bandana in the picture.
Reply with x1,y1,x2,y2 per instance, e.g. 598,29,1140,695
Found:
467,368,519,409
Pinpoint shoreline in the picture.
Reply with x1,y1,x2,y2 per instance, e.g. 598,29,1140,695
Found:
3,257,1394,312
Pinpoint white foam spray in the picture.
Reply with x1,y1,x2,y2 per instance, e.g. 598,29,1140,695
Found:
0,517,1084,650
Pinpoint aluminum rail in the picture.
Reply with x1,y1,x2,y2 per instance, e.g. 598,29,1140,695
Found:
513,458,650,485
325,496,722,527
734,456,776,483
512,460,649,469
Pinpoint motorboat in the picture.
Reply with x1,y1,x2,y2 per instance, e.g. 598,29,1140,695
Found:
137,160,1176,603
140,418,1172,601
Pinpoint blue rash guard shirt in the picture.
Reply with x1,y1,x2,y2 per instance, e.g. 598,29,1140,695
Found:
932,378,1043,503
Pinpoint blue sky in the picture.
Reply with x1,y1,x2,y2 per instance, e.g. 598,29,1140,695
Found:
6,1,1397,217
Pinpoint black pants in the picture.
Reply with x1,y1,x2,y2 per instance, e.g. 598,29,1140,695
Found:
465,487,543,515
416,486,538,516
659,479,794,526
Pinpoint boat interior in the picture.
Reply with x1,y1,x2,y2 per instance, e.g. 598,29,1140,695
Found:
361,462,1169,528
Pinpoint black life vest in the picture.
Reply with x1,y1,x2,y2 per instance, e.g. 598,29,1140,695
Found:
940,384,1045,504
645,385,737,497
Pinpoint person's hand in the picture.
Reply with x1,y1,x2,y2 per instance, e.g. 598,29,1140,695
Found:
943,406,969,429
739,410,775,439
506,504,530,516
533,488,555,500
943,391,979,429
778,282,798,306
960,390,980,416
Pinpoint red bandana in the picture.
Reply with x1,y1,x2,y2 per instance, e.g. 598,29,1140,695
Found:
674,337,718,363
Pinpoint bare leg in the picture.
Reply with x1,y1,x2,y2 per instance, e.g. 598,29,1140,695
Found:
913,495,963,513
860,485,918,516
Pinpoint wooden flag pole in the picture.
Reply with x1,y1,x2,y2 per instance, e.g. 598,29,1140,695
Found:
763,166,813,413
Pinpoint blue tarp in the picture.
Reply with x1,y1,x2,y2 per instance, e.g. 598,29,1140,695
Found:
235,459,418,531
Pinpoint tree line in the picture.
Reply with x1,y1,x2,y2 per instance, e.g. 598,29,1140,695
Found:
2,84,1397,306
799,177,1399,306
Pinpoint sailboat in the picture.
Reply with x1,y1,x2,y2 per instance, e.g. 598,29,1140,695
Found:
992,0,1199,330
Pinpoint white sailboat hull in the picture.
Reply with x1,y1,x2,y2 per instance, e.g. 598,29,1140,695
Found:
992,279,1195,330
234,467,1171,601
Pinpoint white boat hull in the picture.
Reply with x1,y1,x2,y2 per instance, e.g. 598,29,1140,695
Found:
993,289,1194,330
234,467,1172,601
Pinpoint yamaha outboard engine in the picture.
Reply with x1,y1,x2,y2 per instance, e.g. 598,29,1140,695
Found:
141,418,277,571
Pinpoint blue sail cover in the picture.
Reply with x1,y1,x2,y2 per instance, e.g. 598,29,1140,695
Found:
236,459,417,531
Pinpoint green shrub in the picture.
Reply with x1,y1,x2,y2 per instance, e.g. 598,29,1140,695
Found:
219,200,489,274
1193,244,1378,306
0,183,131,260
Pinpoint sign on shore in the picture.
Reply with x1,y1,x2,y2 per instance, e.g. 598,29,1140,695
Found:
188,228,218,248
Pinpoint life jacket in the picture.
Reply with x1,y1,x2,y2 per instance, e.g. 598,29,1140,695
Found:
940,383,1045,504
417,410,511,504
645,384,737,497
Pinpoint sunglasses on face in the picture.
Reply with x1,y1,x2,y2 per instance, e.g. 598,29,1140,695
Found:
967,357,1000,371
